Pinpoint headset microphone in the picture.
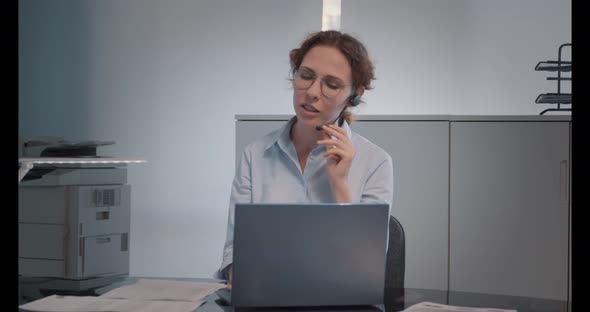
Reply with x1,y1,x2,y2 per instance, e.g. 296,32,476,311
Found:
315,116,344,131
314,94,358,131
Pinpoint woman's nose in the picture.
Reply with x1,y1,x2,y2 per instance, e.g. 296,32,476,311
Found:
306,78,322,99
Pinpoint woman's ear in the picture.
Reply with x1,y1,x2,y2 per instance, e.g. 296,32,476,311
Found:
356,87,365,98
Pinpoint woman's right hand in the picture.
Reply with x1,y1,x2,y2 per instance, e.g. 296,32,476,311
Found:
227,265,233,290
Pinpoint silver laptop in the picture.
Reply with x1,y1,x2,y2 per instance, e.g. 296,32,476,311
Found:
218,203,389,308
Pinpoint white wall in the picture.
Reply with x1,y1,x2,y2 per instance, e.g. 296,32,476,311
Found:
342,0,571,115
19,0,322,278
19,0,570,278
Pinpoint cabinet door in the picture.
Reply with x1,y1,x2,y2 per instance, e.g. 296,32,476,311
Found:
449,121,570,300
353,121,449,292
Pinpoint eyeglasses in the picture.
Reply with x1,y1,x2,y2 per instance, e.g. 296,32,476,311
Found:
293,68,351,98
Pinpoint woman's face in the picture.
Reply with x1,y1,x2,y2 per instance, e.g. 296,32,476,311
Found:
292,45,354,129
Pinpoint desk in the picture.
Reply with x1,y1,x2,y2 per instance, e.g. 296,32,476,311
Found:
21,277,570,312
94,278,569,312
199,288,568,312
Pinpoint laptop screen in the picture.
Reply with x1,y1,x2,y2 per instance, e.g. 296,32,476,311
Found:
231,203,389,307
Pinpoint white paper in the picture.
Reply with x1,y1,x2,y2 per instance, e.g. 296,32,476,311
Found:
19,279,226,312
403,301,517,312
18,295,201,312
99,279,225,302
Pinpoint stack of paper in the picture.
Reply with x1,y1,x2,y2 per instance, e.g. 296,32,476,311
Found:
19,279,225,312
18,296,202,312
403,301,517,312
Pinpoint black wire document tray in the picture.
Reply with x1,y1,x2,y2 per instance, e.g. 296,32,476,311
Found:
535,93,572,104
535,61,572,72
534,43,571,115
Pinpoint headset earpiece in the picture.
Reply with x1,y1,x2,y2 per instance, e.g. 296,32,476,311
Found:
349,93,361,107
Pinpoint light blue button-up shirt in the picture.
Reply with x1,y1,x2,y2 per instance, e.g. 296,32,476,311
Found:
217,116,394,278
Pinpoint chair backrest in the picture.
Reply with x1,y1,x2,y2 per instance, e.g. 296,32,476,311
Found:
384,215,405,289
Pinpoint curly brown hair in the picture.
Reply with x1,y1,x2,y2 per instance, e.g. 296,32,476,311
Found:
289,31,375,124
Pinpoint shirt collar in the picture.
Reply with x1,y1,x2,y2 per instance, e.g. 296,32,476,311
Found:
264,116,353,151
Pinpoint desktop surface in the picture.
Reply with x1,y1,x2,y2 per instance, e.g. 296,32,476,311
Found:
206,287,568,312
21,277,570,312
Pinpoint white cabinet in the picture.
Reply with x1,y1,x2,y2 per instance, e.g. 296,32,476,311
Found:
449,121,570,300
235,115,571,300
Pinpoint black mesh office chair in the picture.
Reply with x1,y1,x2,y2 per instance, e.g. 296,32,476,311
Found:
384,215,405,289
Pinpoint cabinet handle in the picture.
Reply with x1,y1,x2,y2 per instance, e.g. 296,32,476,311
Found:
560,160,568,200
79,238,85,273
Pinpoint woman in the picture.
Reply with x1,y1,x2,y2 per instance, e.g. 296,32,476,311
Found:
218,30,394,288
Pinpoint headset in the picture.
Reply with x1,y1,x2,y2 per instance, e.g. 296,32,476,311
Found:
349,93,361,107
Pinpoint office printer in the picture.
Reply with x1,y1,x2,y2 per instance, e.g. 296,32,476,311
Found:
18,137,142,301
